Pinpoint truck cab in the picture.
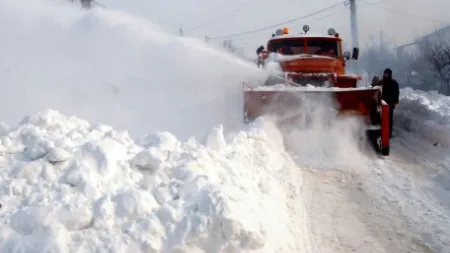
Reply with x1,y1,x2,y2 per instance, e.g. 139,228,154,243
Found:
258,26,360,88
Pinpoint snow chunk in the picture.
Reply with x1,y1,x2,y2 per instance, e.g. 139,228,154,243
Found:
130,147,167,173
112,189,159,218
77,137,128,176
23,135,54,161
136,132,179,150
45,147,71,164
205,125,227,152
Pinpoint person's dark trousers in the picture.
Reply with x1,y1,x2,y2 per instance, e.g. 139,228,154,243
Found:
389,104,395,138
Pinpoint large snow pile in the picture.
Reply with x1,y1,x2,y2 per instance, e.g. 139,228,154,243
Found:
0,110,305,253
0,0,264,140
395,87,450,146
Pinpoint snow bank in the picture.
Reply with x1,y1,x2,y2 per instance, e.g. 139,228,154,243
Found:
0,0,263,140
395,87,450,146
0,110,306,253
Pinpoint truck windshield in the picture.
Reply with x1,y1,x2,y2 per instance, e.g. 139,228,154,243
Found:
307,39,339,57
268,38,339,58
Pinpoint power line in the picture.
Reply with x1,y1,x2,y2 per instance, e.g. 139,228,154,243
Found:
179,0,230,29
187,0,256,32
207,1,346,40
363,0,388,5
292,5,345,29
359,0,448,23
234,5,344,43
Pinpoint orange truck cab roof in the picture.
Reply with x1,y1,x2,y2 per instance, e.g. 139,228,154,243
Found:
267,33,344,61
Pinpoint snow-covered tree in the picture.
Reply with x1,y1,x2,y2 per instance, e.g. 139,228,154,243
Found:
68,0,93,9
358,32,450,95
421,40,450,94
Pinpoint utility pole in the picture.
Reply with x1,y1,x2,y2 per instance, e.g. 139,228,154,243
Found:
349,0,359,48
346,0,361,76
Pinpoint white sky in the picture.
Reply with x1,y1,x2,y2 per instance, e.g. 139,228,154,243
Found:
102,0,449,56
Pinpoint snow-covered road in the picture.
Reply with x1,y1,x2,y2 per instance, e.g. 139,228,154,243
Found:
292,90,450,253
296,130,450,253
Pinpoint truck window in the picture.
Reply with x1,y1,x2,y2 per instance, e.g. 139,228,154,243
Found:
268,39,305,55
307,39,339,58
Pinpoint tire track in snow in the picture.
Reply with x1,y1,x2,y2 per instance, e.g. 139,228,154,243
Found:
347,169,435,253
299,168,390,253
390,130,450,219
371,129,450,252
289,147,438,252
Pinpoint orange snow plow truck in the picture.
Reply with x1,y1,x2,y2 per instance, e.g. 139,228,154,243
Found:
245,25,390,156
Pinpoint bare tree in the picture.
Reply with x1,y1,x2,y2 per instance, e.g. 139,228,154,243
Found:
68,0,93,9
359,34,450,95
421,40,450,94
80,0,93,9
358,38,406,83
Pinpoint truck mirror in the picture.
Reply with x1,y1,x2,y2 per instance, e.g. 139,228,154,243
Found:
352,47,359,60
343,51,351,60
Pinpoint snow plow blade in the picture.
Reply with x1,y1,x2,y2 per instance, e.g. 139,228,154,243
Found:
243,84,390,156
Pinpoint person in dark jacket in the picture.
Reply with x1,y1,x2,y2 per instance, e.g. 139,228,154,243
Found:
375,68,399,138
256,46,265,67
256,46,264,55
